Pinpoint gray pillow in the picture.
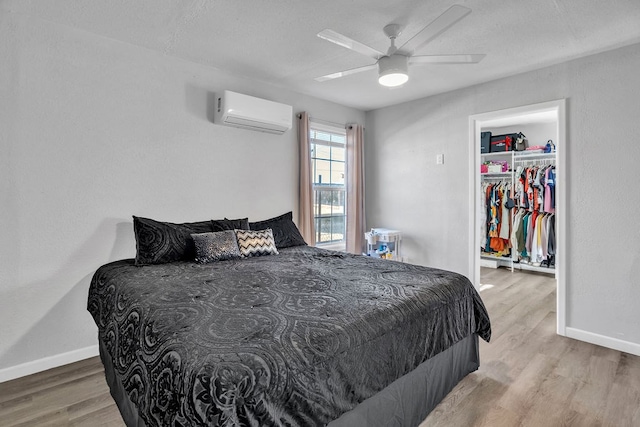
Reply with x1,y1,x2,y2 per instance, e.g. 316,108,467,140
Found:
133,216,213,265
191,230,241,263
211,217,249,232
248,211,306,249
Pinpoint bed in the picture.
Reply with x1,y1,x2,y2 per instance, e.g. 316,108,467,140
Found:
88,214,491,426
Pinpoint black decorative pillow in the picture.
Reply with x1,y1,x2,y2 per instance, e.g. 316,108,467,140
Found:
211,217,250,232
133,216,213,265
235,229,279,258
249,211,307,249
191,231,241,263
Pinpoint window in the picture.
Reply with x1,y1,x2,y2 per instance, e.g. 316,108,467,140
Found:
310,125,346,249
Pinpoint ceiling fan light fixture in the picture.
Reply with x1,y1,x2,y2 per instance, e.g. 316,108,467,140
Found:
378,54,409,87
378,72,409,87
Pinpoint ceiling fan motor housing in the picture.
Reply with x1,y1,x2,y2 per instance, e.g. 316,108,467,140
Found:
378,54,409,87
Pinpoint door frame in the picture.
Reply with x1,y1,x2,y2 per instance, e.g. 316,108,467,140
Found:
468,99,567,335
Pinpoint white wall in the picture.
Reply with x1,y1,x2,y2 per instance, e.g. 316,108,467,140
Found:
0,12,364,378
365,42,640,349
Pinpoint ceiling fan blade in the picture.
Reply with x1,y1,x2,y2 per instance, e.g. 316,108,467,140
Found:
399,5,472,55
317,29,384,60
314,64,378,82
410,54,485,64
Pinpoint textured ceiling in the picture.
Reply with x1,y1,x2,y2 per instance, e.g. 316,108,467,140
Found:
4,0,640,111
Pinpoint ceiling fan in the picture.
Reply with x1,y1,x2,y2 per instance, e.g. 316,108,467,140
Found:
315,4,485,87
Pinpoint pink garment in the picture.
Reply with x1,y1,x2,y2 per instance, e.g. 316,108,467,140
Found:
525,212,534,254
544,167,555,213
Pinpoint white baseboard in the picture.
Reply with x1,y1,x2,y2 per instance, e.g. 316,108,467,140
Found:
565,327,640,356
0,345,99,383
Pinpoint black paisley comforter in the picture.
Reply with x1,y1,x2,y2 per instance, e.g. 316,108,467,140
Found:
88,246,490,426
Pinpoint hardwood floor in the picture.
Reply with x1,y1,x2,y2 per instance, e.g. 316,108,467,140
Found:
421,267,640,427
1,267,638,426
0,356,124,426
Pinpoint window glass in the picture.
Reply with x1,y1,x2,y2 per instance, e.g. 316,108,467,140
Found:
332,145,345,162
331,160,345,185
314,159,331,185
310,125,347,247
315,145,331,160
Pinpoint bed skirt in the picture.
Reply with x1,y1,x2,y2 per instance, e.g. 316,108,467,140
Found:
100,334,479,427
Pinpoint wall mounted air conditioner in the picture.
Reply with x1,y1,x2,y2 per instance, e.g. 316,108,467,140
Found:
214,90,293,134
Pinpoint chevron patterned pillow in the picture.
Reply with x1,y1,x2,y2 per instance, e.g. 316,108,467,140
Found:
235,228,279,258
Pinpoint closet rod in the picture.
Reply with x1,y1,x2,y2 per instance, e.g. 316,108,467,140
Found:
513,152,556,159
514,159,555,166
481,176,512,181
514,157,556,161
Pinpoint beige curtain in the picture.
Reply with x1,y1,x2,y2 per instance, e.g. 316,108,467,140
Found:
346,124,365,254
297,112,316,245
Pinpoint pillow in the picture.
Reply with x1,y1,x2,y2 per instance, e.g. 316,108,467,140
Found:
191,231,241,263
211,217,249,232
249,211,307,249
235,229,279,258
133,216,213,265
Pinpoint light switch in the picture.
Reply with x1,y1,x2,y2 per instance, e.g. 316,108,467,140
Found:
436,154,444,165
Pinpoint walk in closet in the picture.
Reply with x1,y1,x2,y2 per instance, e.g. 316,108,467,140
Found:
471,100,566,334
471,101,565,280
480,147,557,274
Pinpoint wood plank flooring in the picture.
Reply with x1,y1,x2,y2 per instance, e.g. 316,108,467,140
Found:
1,267,638,426
421,268,640,427
0,356,124,426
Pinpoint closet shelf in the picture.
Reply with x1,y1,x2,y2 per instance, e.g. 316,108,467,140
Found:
481,172,512,176
480,255,555,275
481,254,511,261
482,151,556,160
514,152,556,160
481,152,512,158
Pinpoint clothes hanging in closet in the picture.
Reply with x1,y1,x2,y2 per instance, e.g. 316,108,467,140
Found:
511,164,557,267
481,181,513,256
511,210,555,268
514,164,556,214
482,163,557,267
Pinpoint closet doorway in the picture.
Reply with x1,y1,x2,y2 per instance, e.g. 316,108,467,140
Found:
468,100,566,336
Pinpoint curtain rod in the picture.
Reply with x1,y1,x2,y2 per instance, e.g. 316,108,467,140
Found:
297,114,352,129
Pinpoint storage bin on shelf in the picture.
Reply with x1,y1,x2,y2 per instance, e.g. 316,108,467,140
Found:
481,159,509,174
365,228,402,261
